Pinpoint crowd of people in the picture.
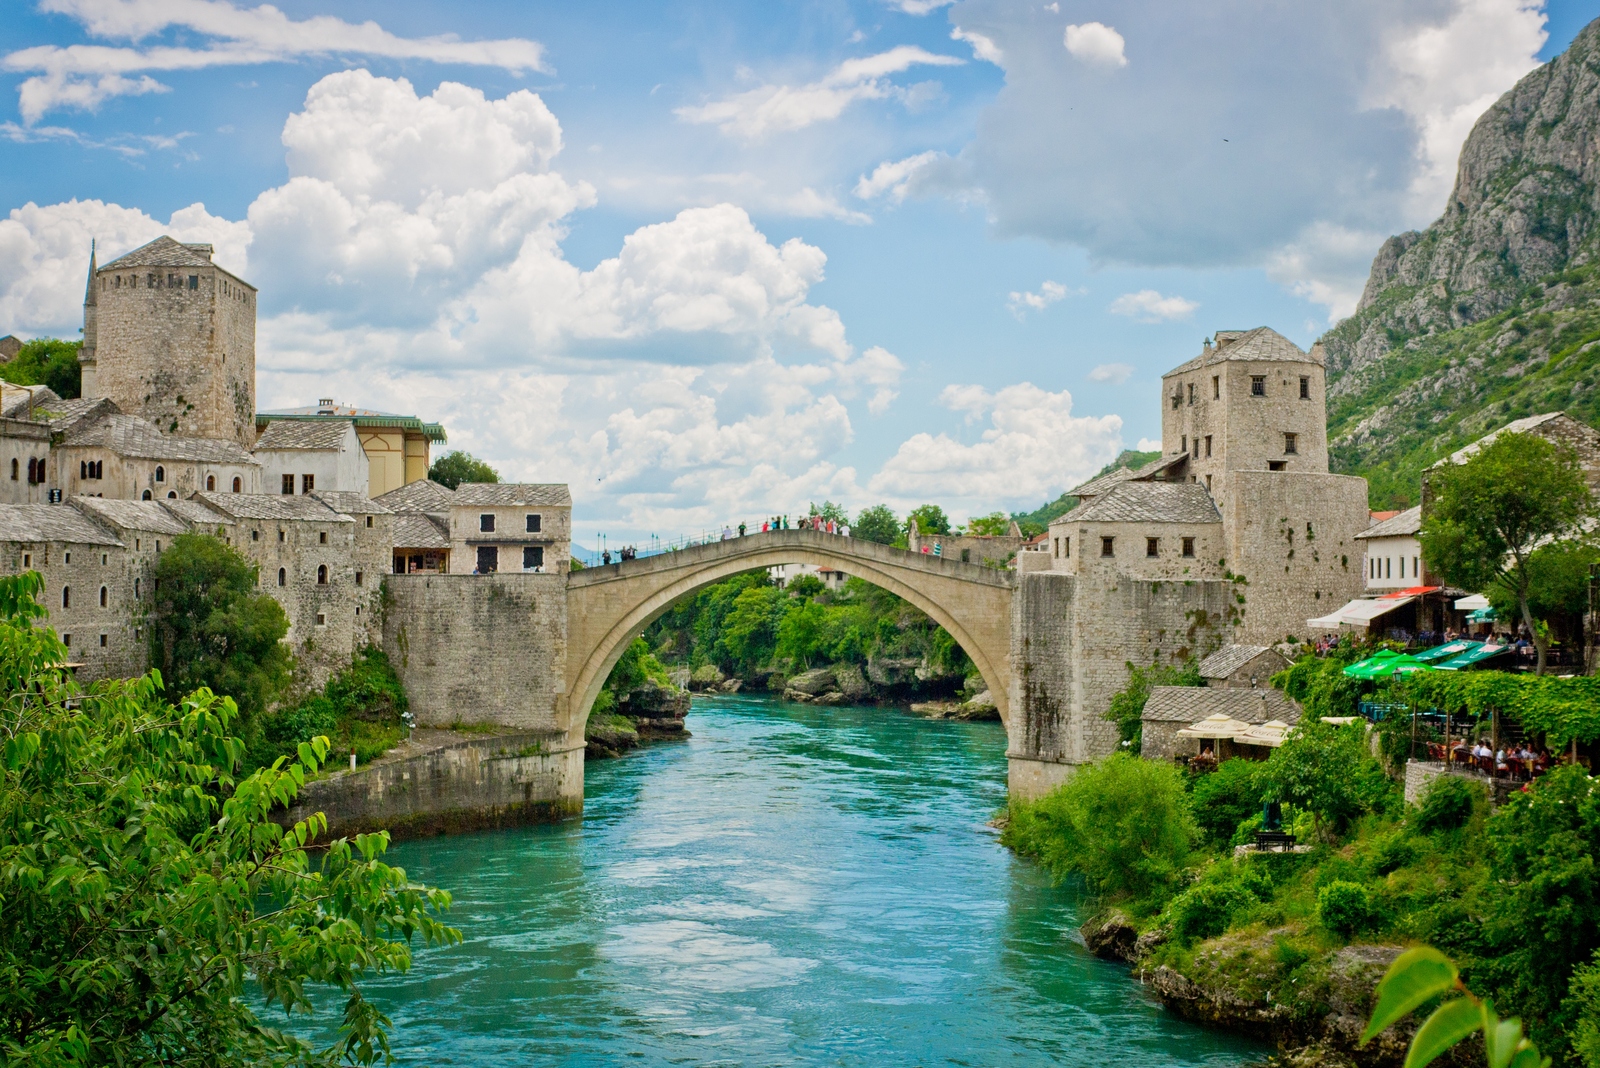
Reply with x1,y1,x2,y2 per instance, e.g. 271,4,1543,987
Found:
1427,738,1557,781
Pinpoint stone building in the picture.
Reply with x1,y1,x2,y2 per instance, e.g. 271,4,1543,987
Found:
56,411,260,501
1140,686,1301,762
81,237,256,448
257,401,445,497
374,478,454,573
1354,506,1423,589
1422,411,1600,511
254,419,369,497
449,483,571,575
1197,644,1290,688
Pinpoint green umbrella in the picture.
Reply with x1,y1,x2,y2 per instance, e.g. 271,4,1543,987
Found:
1352,653,1432,679
1341,649,1402,678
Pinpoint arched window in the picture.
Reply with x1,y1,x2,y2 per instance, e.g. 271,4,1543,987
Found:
166,491,176,499
316,564,328,585
232,476,241,493
154,465,164,483
99,586,107,608
277,567,286,587
62,586,69,609
206,475,215,491
141,490,151,501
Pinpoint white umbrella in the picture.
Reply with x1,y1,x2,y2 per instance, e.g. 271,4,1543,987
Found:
1177,713,1255,739
1234,719,1292,747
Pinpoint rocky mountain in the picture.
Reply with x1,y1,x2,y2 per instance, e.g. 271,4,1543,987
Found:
1321,16,1600,508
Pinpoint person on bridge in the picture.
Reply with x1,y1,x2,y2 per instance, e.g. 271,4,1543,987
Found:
738,522,747,537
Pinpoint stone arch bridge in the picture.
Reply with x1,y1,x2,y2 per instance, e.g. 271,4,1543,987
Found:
565,529,1017,735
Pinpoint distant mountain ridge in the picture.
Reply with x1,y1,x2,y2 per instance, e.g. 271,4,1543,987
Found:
1320,15,1600,508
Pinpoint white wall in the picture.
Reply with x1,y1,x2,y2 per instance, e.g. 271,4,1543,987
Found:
254,424,369,497
1363,534,1423,589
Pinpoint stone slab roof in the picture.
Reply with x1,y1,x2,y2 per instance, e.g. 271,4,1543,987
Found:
39,397,118,435
255,419,355,451
193,492,352,523
1354,505,1422,540
1061,480,1222,525
393,513,450,549
0,505,122,546
1141,685,1301,725
1163,326,1314,378
452,483,571,507
1198,644,1281,680
63,414,259,465
1,384,60,419
1065,454,1187,499
101,236,230,273
160,499,227,526
70,497,189,536
1435,412,1599,468
310,491,393,516
373,479,455,513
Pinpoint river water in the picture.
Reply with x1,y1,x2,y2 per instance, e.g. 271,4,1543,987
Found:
305,695,1263,1066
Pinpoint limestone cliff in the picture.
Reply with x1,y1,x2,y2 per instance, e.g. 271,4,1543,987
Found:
1320,17,1600,507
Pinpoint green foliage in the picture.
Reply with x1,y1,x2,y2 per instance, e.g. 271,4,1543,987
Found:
905,503,950,536
1261,718,1394,836
1421,431,1593,672
427,450,499,490
1361,947,1548,1068
0,572,460,1065
965,511,1011,536
263,646,410,769
2,336,81,399
1486,539,1600,650
149,534,293,732
1274,644,1368,720
1403,670,1600,747
775,600,827,668
1191,758,1267,845
1318,880,1381,936
1105,658,1202,752
852,504,899,545
1569,952,1600,1068
721,584,787,670
1414,774,1481,835
785,574,825,598
808,500,848,524
1166,866,1271,944
1003,753,1194,902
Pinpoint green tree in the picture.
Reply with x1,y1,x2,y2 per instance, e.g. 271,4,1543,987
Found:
1486,538,1600,653
808,500,848,524
1105,658,1202,753
0,572,460,1065
852,504,899,545
776,600,827,668
965,511,1011,537
1421,431,1594,673
427,450,499,490
719,585,786,669
149,534,293,734
1261,717,1392,837
1002,753,1194,902
785,574,825,599
2,337,81,400
905,504,950,537
1190,757,1266,845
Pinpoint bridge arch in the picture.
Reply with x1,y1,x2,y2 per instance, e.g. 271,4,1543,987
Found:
564,530,1016,739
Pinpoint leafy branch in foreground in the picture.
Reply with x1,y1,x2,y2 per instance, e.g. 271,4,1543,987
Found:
0,571,460,1066
1363,946,1549,1068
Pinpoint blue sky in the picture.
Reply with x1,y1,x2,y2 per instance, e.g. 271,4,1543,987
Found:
0,0,1592,543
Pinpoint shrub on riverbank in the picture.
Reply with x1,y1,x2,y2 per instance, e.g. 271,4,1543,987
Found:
258,646,410,769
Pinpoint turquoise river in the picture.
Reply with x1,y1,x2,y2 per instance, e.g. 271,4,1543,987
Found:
302,694,1267,1066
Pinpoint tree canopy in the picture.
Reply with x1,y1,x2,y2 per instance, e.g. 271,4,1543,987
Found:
1,337,81,400
852,504,899,545
427,451,499,490
906,504,950,536
965,512,1011,537
1420,431,1593,673
0,571,459,1065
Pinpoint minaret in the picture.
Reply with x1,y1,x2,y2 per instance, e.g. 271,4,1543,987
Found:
79,241,98,399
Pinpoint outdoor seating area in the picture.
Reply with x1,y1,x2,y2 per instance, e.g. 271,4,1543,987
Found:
1177,712,1295,767
1423,739,1557,782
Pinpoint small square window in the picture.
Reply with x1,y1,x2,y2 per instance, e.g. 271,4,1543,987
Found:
252,530,259,541
1251,375,1266,396
1187,383,1195,406
1299,376,1310,399
523,546,544,569
355,570,363,586
1146,537,1159,557
187,275,198,289
64,551,70,564
319,531,327,544
526,513,541,533
21,553,29,568
281,474,294,495
301,474,314,494
1181,434,1187,453
480,513,496,533
1284,432,1298,455
1171,392,1181,410
101,553,107,565
62,634,70,648
1101,536,1115,557
1182,537,1195,558
1268,460,1287,471
99,633,107,647
315,613,326,627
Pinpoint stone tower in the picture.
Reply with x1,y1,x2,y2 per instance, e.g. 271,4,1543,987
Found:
85,236,256,448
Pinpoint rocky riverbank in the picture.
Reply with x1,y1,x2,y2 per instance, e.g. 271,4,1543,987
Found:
1079,911,1459,1067
585,678,692,759
674,655,993,716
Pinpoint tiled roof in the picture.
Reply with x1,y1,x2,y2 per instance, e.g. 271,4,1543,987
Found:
62,414,259,465
1141,685,1301,724
1066,454,1186,498
1163,326,1314,378
393,513,449,549
160,499,227,526
38,397,118,434
453,483,571,507
1198,644,1282,680
0,505,122,546
1060,480,1221,525
373,479,455,512
310,491,393,516
69,497,189,535
1436,412,1596,467
1,384,60,418
255,419,355,451
101,236,231,272
193,492,352,523
257,406,448,442
1354,505,1422,540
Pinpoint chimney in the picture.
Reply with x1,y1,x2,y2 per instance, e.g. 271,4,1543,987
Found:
317,398,336,414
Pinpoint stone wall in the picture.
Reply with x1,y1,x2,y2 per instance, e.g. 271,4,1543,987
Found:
56,442,260,501
384,572,569,731
0,534,149,680
280,732,584,840
0,420,51,504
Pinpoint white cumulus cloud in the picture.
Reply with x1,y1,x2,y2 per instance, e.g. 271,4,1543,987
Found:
869,383,1123,510
854,150,945,201
1087,362,1134,384
3,0,547,124
1108,289,1198,323
1006,279,1075,318
1063,22,1128,68
674,46,964,138
952,27,1004,65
